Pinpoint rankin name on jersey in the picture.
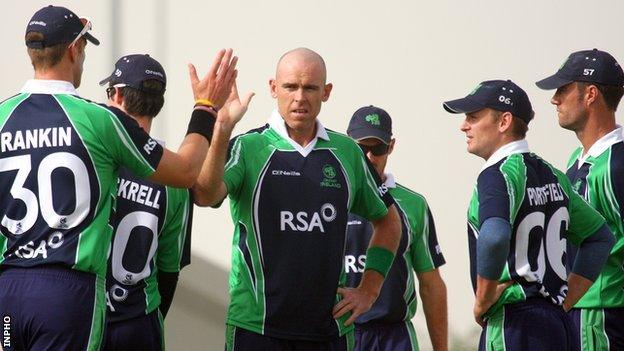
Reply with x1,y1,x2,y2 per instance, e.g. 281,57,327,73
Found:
117,178,161,210
0,127,71,153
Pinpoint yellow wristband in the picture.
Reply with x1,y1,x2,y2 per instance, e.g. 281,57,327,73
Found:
195,99,215,108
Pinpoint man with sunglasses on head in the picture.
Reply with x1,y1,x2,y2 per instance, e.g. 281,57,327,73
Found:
99,54,193,351
444,79,614,351
536,49,624,351
0,5,235,351
344,106,448,351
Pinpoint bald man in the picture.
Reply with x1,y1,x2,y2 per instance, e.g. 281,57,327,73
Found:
193,48,401,350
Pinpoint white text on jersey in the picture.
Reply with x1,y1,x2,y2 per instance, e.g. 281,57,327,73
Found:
526,183,565,206
279,203,337,233
0,127,71,153
117,178,161,209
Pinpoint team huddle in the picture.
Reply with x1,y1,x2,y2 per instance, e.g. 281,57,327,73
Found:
0,4,623,351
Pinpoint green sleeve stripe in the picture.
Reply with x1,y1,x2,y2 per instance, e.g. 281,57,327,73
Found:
82,99,155,173
225,137,243,171
604,150,621,218
500,155,527,223
396,199,434,269
177,196,190,269
419,206,435,269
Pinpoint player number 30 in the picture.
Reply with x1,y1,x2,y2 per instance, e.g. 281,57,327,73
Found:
0,153,90,235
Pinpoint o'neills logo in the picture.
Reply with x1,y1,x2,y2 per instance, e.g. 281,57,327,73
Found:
145,69,164,78
29,21,46,26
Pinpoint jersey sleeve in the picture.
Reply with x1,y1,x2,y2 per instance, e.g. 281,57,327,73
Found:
563,176,606,245
477,166,512,226
157,188,193,273
410,204,446,272
349,152,391,221
223,135,246,199
101,106,163,178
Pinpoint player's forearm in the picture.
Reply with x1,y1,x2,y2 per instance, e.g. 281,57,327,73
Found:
368,205,401,252
150,133,210,188
357,205,401,298
563,224,613,310
474,276,499,311
419,272,448,351
193,120,234,206
356,270,383,301
563,273,594,311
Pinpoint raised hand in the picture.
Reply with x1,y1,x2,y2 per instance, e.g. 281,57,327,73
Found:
216,81,254,128
188,48,238,109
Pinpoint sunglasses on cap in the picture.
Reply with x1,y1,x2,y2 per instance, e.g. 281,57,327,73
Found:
70,18,92,47
358,142,390,156
105,84,127,99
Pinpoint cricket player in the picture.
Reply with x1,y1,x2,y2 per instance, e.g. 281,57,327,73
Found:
100,54,193,351
537,48,624,350
193,48,402,350
0,5,235,350
443,79,614,351
344,105,448,351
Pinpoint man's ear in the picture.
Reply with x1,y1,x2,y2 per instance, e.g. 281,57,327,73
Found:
322,83,333,102
499,111,513,133
269,78,278,98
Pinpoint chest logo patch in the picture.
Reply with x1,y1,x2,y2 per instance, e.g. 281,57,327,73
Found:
321,164,341,188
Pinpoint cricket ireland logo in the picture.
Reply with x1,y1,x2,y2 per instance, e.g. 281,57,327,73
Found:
321,164,341,188
365,114,380,125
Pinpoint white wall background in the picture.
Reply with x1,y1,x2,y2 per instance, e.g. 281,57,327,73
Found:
3,1,624,349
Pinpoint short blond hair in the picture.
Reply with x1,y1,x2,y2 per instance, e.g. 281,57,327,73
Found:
25,32,69,70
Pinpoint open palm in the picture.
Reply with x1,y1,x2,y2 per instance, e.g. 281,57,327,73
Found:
217,81,254,127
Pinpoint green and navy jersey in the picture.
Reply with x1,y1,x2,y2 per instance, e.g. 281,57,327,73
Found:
344,174,445,326
106,167,192,322
223,111,393,341
566,127,624,309
466,140,605,317
0,80,163,278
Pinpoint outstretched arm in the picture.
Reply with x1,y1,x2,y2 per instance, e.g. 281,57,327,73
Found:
150,49,237,188
193,81,254,206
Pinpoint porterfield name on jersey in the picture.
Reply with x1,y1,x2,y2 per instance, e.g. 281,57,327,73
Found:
527,182,565,206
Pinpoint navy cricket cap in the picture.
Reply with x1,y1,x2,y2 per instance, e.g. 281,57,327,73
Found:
25,5,100,48
99,54,167,94
536,49,624,90
347,105,393,144
443,79,535,124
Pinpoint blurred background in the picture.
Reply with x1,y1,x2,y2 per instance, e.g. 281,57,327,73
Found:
2,1,624,349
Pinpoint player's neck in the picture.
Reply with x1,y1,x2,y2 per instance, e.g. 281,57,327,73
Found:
576,111,616,155
34,65,75,87
133,116,153,134
286,122,317,147
483,136,522,160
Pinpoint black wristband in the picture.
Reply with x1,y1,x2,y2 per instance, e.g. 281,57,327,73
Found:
186,108,216,141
